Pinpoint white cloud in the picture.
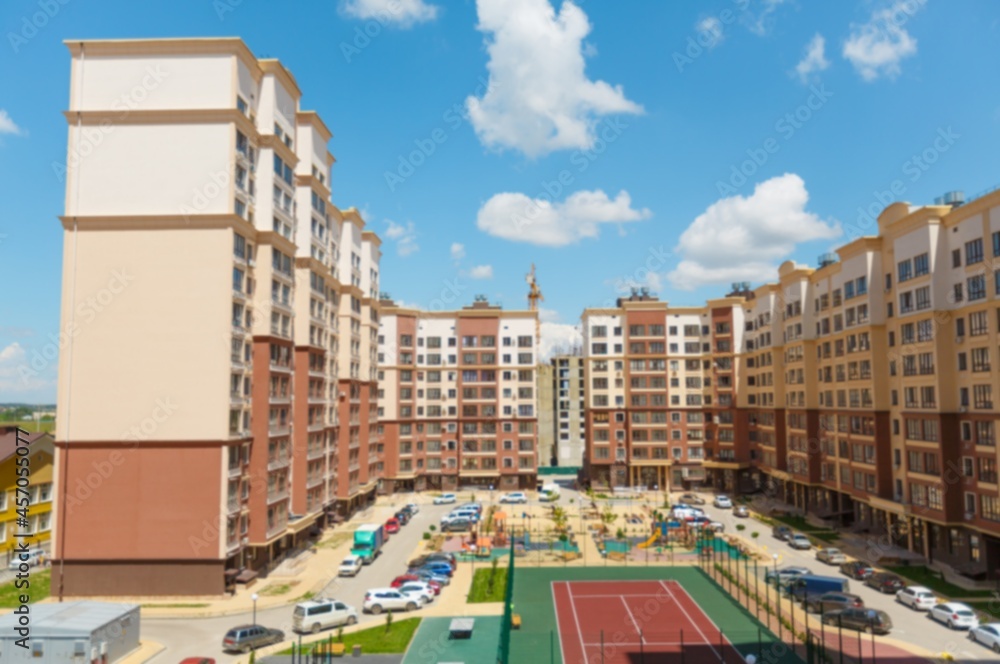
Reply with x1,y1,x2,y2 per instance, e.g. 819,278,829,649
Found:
539,322,582,360
0,343,52,395
843,0,921,81
384,220,419,256
465,0,643,157
469,265,494,279
339,0,439,27
795,34,830,82
697,17,724,48
666,174,841,290
450,243,466,261
744,0,791,36
477,189,651,247
0,110,22,136
537,307,562,323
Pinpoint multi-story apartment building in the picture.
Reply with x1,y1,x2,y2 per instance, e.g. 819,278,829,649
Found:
544,355,586,468
53,38,379,596
537,362,555,466
581,289,750,492
377,297,540,492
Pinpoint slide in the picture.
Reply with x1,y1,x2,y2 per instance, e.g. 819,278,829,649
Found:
637,533,659,549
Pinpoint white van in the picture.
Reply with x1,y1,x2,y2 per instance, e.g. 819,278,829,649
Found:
292,598,358,634
339,554,363,577
8,549,43,570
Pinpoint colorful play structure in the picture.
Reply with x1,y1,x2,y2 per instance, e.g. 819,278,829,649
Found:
637,520,684,549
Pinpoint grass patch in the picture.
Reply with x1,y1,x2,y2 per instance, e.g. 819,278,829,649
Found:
807,531,840,544
771,514,828,533
468,567,508,603
258,581,298,596
141,602,210,608
278,617,421,655
0,569,50,607
885,566,994,598
966,601,1000,619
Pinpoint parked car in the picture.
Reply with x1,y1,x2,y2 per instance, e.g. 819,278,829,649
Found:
864,572,906,594
929,602,978,630
397,582,435,605
839,560,875,580
772,525,793,541
407,568,450,586
789,534,812,550
385,517,401,534
363,588,419,614
500,492,528,504
338,555,363,577
822,608,893,634
787,574,851,602
804,592,864,614
713,495,733,509
442,517,473,532
222,625,285,653
816,548,847,565
433,493,457,505
679,493,706,505
968,622,1000,653
408,552,457,570
458,502,482,513
416,560,454,577
406,502,420,514
733,506,750,518
765,566,811,586
896,586,937,611
179,659,215,664
292,598,358,634
391,574,441,594
708,521,725,533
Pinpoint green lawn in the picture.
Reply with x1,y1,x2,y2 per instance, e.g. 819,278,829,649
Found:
0,420,54,433
0,569,50,607
467,566,507,603
886,566,994,598
279,617,421,655
966,601,1000,619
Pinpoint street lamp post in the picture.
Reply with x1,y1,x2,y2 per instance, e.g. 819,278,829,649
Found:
252,592,259,626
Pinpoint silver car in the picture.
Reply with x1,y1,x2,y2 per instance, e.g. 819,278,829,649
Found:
930,602,977,630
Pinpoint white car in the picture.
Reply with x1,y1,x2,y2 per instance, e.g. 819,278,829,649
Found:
338,555,363,577
500,492,528,504
293,598,358,634
788,534,812,550
895,586,937,611
713,495,733,509
929,602,978,630
433,493,457,505
397,582,434,605
406,502,419,514
363,588,420,614
969,622,1000,653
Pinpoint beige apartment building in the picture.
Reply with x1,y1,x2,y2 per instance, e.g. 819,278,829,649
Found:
581,190,1000,580
376,298,540,492
539,355,586,469
581,289,751,493
53,38,380,596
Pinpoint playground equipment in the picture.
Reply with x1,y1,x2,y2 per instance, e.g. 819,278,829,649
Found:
637,533,659,550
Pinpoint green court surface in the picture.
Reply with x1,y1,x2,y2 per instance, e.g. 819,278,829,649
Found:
508,567,803,664
402,616,501,664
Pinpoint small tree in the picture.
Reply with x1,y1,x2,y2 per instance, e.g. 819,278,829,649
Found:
337,626,344,643
616,527,626,541
736,524,746,533
385,609,394,633
429,524,437,532
751,531,760,541
248,652,255,664
488,557,499,591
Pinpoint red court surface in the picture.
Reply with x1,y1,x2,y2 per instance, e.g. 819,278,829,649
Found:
553,580,747,664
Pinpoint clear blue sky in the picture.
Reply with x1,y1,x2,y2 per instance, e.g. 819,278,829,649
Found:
1,0,999,403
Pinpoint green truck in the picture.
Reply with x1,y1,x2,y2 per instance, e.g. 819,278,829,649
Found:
351,524,385,564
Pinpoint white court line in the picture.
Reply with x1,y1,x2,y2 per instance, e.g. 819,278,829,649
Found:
551,583,567,664
658,580,720,659
565,581,590,663
668,580,742,659
572,593,670,599
583,641,685,647
621,596,643,643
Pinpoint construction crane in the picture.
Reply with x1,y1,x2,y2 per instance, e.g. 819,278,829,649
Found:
526,264,543,311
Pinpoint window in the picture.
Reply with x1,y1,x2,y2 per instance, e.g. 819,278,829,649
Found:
969,310,988,336
898,260,912,282
952,248,962,268
968,275,986,301
971,347,991,372
913,252,929,277
966,238,984,265
915,286,931,310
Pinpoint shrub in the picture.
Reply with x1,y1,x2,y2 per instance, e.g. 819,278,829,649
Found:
385,609,394,633
423,532,431,540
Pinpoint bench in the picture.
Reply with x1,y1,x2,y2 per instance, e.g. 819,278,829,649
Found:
511,614,522,629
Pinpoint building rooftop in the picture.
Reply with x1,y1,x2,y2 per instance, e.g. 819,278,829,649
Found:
0,601,138,637
0,428,52,463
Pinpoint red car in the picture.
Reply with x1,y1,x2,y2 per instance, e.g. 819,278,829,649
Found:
180,659,215,664
391,574,441,594
385,518,400,534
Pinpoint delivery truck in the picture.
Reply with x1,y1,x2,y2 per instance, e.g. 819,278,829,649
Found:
351,524,385,564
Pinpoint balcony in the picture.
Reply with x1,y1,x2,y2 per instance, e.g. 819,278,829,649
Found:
227,463,243,479
307,475,325,489
268,425,291,437
227,497,241,514
307,446,326,461
267,455,290,471
269,393,291,406
270,363,292,374
266,489,289,504
229,429,250,440
266,521,287,539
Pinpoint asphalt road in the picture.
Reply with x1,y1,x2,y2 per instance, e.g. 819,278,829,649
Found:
142,499,460,662
690,494,997,662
